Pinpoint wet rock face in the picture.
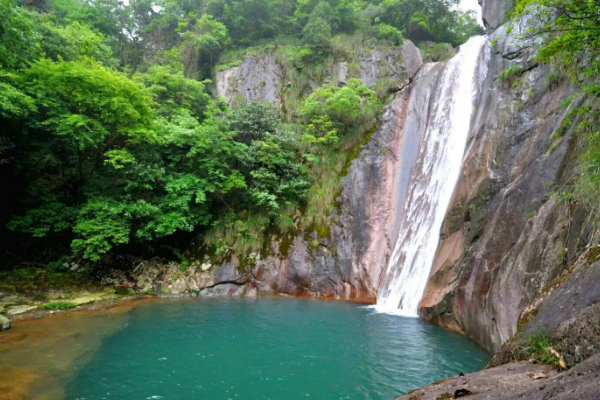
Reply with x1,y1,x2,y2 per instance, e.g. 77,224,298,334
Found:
360,43,422,89
249,91,414,302
419,19,592,352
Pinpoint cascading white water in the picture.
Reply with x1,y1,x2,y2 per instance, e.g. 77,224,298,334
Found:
375,36,487,316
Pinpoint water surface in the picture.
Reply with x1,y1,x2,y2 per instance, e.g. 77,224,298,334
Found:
59,297,488,400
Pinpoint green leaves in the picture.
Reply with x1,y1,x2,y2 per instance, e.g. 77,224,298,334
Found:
178,13,230,78
0,81,36,119
374,23,404,45
21,57,156,142
228,101,279,142
8,202,77,237
71,198,131,260
300,78,381,141
0,0,41,69
105,149,136,170
302,16,332,49
138,65,211,120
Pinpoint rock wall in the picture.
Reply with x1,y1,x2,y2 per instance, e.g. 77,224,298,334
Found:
419,15,599,353
187,41,420,302
479,0,514,31
215,41,422,106
215,51,283,107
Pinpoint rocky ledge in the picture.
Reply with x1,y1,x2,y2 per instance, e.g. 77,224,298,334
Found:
393,354,600,400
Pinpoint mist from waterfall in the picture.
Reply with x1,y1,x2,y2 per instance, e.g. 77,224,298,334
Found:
375,36,487,316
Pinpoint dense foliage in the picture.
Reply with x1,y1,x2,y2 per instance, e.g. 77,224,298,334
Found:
0,0,481,266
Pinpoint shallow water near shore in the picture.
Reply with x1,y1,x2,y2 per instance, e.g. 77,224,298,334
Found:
0,297,489,400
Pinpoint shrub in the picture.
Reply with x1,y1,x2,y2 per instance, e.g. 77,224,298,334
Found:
299,78,381,140
374,23,404,46
303,16,331,50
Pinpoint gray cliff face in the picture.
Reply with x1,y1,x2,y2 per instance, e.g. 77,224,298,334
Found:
215,51,282,107
479,0,515,31
359,43,422,88
419,15,599,353
215,41,422,106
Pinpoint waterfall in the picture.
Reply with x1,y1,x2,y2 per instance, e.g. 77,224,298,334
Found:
375,36,487,316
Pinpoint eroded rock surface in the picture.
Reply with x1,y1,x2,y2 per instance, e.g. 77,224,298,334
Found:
479,0,514,31
360,43,422,89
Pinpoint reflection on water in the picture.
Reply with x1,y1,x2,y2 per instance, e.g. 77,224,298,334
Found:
0,298,489,400
0,301,139,400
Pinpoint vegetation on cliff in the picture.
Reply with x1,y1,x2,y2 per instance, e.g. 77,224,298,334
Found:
0,0,480,269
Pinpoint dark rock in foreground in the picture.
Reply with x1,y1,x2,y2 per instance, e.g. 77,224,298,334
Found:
393,354,600,400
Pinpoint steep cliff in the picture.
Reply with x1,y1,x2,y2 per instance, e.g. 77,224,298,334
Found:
113,40,424,302
419,2,600,357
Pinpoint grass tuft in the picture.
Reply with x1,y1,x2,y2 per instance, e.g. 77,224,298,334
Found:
516,334,567,369
498,65,522,87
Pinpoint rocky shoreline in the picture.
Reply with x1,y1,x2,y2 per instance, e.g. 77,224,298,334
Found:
0,258,377,333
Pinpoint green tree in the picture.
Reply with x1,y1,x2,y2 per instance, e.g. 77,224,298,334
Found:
178,13,230,78
137,64,211,119
228,101,280,143
300,78,381,140
302,15,332,50
0,0,41,69
374,23,404,45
